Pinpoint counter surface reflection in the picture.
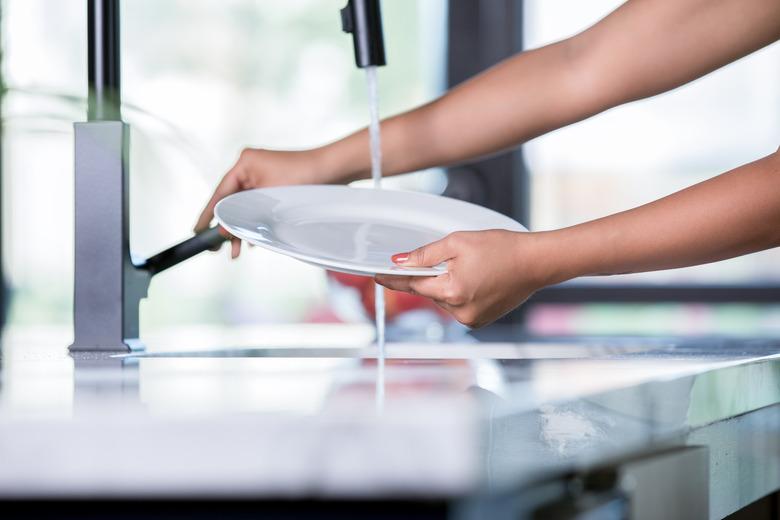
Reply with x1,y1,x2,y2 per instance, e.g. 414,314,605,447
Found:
1,326,778,515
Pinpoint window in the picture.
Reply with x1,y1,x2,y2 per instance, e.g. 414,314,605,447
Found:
2,0,447,337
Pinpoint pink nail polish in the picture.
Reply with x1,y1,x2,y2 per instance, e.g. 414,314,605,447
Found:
392,253,409,264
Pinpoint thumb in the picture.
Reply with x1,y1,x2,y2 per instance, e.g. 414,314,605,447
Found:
392,236,455,268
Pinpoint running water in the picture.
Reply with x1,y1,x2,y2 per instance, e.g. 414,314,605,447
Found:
366,67,383,189
366,66,386,412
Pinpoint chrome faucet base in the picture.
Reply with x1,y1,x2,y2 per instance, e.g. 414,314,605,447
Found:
70,121,149,353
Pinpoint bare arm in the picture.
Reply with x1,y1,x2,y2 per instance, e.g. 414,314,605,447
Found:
377,150,780,327
321,0,780,182
545,150,780,282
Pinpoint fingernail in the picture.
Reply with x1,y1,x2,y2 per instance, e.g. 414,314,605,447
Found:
391,253,410,264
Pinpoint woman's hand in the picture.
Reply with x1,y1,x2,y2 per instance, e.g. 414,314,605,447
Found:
195,147,336,258
375,230,553,328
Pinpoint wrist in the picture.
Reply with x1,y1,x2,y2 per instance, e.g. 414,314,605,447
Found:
312,137,369,185
520,230,583,288
306,145,341,184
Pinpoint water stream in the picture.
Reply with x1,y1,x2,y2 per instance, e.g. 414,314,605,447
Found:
366,66,386,413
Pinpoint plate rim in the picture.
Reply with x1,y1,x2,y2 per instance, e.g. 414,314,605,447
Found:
214,185,525,277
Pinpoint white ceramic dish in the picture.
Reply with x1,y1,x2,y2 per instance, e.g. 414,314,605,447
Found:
215,185,526,277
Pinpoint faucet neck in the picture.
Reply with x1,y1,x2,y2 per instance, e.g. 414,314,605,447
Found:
87,0,121,121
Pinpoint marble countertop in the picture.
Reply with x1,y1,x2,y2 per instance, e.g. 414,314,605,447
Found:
0,324,778,501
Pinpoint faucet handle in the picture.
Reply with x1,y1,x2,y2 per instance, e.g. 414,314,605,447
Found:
340,2,355,33
140,226,228,276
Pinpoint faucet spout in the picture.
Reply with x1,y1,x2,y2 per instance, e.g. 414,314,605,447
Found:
340,0,387,68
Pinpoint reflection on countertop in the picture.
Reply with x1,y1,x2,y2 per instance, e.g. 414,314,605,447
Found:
0,324,778,502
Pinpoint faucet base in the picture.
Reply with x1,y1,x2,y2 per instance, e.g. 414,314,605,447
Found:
70,121,148,353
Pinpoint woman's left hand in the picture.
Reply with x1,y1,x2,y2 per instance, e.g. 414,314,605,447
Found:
375,230,551,328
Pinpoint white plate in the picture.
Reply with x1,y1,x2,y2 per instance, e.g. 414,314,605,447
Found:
215,185,527,277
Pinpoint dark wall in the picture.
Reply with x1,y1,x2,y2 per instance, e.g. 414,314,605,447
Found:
444,0,528,227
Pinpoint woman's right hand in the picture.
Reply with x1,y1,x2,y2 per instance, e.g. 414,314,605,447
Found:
194,147,337,258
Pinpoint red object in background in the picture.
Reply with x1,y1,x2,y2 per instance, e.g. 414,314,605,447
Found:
328,271,448,320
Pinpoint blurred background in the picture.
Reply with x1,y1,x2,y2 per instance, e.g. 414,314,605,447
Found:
2,0,779,342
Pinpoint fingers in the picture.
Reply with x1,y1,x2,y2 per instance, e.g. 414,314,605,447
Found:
202,225,231,252
230,237,241,259
375,275,415,294
194,166,243,233
408,274,451,300
195,162,246,258
376,272,472,325
376,273,484,327
392,234,457,268
375,273,451,301
217,225,232,239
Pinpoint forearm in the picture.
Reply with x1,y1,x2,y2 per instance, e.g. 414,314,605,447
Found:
580,0,780,107
538,151,780,285
318,0,780,184
319,39,592,182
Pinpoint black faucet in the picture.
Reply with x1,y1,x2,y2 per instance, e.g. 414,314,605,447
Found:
340,0,387,68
